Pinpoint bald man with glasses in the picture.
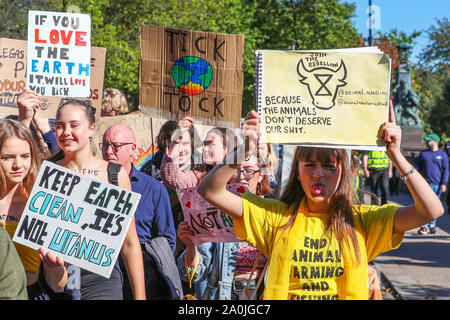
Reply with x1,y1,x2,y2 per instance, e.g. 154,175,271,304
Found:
101,124,180,299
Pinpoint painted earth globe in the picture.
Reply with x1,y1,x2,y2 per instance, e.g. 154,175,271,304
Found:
171,56,213,95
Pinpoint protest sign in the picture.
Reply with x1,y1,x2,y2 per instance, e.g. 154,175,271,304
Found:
27,10,91,98
139,25,244,129
177,184,248,244
13,161,141,278
0,37,105,119
256,47,391,150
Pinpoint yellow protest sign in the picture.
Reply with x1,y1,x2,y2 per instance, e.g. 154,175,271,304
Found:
256,48,391,149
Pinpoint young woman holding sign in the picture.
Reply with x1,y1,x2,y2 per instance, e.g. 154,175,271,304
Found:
176,153,272,300
0,118,65,299
197,103,444,300
43,99,146,300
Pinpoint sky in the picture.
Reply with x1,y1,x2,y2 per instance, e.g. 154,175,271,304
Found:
341,0,450,63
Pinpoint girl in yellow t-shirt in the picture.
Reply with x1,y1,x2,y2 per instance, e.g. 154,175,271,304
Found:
197,103,444,300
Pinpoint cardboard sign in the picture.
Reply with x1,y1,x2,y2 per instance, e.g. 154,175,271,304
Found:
0,37,105,119
27,11,91,98
13,161,141,278
177,184,248,244
139,25,244,129
256,47,391,150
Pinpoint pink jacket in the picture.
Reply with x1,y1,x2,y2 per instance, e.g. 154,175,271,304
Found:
160,153,209,190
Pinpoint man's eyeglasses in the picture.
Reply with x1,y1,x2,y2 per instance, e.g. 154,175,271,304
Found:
236,169,261,180
99,142,133,152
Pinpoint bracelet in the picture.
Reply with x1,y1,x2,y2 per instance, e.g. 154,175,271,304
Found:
400,167,415,183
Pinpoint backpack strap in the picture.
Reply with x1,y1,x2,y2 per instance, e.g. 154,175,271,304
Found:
107,162,122,186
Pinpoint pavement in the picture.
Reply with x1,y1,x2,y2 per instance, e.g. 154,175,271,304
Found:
370,191,450,300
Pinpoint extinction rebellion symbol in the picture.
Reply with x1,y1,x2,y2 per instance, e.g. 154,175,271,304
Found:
296,58,347,110
171,56,213,96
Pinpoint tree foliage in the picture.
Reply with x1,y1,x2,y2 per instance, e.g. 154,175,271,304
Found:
26,0,358,115
0,0,58,39
372,29,421,72
418,17,449,77
416,18,450,143
370,27,449,143
417,71,449,142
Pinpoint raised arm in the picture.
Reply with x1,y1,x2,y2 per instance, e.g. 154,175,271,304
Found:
197,110,260,219
379,101,444,233
160,153,206,189
17,90,42,127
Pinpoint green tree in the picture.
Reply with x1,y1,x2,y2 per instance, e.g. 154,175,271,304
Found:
0,0,58,39
372,29,421,72
416,18,450,142
434,78,450,141
242,0,361,114
418,18,449,77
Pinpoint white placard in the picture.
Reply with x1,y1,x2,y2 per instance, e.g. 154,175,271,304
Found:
176,184,249,244
13,161,140,278
26,10,91,97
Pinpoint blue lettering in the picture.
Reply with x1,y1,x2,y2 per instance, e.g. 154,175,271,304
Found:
43,60,50,73
77,238,94,260
29,191,46,213
101,249,115,267
31,59,38,72
48,196,64,218
88,243,105,265
39,193,53,215
67,235,81,257
53,61,61,74
64,204,83,223
49,227,69,252
66,62,75,74
78,63,89,76
62,231,79,254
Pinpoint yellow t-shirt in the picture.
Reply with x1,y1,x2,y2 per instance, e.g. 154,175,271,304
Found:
234,193,404,300
1,222,41,275
288,211,344,300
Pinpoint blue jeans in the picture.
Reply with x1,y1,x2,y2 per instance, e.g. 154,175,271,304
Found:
424,184,441,229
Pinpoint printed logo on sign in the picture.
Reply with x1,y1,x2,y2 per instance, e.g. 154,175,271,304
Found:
171,56,213,95
296,58,347,110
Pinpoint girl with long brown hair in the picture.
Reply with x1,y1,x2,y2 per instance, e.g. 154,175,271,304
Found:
0,119,65,299
197,105,444,300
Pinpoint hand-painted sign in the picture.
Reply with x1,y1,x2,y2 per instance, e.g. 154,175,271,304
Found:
139,25,244,129
177,184,248,244
256,47,391,150
13,161,141,278
27,10,91,98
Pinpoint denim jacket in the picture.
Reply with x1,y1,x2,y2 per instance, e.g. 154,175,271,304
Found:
176,242,238,300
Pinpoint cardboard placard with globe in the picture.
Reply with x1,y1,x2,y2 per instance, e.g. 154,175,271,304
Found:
139,25,244,129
